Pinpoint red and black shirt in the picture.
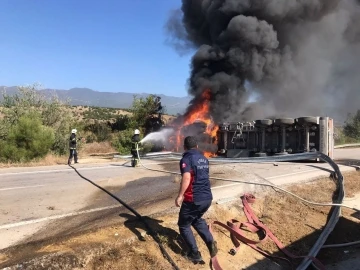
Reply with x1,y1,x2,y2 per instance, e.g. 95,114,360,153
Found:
179,149,213,203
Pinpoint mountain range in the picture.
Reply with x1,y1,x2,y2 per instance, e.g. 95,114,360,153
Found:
0,86,192,115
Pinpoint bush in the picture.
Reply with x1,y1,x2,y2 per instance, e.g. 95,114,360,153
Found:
0,115,55,162
112,129,153,155
0,84,75,155
112,129,134,154
109,115,130,131
84,121,112,142
343,110,360,141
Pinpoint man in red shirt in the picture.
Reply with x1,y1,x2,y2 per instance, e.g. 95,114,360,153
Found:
175,136,218,263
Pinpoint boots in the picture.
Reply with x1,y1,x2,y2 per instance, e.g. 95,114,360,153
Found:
185,251,203,263
207,241,218,258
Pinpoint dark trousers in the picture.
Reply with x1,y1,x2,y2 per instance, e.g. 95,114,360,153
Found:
177,200,214,253
68,149,78,164
131,149,138,159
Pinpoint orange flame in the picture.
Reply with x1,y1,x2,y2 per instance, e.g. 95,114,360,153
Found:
172,89,218,157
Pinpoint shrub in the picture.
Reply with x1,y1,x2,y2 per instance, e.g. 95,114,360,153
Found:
0,84,74,155
112,129,153,155
0,115,55,162
343,110,360,141
84,121,112,142
113,129,134,154
109,115,130,131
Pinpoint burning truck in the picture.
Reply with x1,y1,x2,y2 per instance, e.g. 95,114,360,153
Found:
148,88,334,159
156,115,334,160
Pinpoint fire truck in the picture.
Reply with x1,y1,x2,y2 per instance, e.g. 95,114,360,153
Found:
217,116,334,159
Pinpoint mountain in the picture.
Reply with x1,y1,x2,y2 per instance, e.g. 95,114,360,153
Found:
0,86,192,115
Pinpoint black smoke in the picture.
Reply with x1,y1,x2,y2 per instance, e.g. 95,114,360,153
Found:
166,0,360,123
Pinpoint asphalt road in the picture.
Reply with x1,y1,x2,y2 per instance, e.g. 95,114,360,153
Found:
0,149,359,251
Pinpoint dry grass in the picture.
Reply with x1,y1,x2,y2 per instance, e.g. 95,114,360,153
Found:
1,171,360,270
0,142,118,168
0,153,66,168
81,141,117,155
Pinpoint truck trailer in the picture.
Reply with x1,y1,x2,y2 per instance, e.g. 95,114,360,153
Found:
217,116,334,159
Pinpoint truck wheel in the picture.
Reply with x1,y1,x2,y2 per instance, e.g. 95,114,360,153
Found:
255,119,273,126
254,152,267,157
297,117,319,125
274,118,295,125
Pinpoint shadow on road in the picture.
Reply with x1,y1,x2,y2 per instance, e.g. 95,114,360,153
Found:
119,212,184,255
306,164,334,174
335,159,360,170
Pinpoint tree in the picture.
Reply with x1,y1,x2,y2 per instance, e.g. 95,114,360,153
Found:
343,110,360,140
128,95,165,130
0,114,55,162
0,84,76,155
112,95,160,154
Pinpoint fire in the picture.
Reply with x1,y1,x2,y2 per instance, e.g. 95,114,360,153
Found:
172,89,219,157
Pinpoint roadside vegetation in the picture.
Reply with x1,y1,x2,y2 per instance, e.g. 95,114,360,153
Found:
1,84,359,165
335,110,360,145
0,84,173,164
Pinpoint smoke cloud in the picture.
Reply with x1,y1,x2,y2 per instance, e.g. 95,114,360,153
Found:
166,0,360,123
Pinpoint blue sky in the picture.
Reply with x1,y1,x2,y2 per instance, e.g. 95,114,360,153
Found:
0,0,192,97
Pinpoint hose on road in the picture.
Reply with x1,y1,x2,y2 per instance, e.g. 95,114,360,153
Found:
137,151,357,211
68,164,181,270
136,148,349,270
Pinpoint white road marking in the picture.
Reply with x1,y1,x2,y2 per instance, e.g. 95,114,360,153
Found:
0,204,122,230
0,161,344,230
0,165,115,176
0,185,45,191
0,161,178,177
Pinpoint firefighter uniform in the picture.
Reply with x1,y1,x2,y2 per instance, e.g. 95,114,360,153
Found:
178,148,216,259
68,129,80,165
131,129,141,167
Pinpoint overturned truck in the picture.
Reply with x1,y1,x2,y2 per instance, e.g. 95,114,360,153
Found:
217,116,334,159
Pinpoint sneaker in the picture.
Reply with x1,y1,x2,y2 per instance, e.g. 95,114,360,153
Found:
185,251,203,263
207,241,218,258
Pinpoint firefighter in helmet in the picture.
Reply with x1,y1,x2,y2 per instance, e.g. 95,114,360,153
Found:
131,129,141,167
68,129,82,165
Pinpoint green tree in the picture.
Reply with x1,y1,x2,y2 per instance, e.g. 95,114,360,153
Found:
343,110,360,141
0,84,75,155
0,114,55,162
112,95,161,154
128,95,165,129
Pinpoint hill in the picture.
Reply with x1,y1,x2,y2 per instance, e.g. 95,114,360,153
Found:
0,86,191,115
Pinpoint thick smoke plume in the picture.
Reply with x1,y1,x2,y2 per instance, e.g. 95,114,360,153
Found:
166,0,360,123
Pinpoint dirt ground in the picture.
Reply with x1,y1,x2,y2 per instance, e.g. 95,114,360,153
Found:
1,171,360,270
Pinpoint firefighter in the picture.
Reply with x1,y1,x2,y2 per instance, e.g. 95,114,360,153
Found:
176,136,218,262
68,129,82,165
131,129,141,167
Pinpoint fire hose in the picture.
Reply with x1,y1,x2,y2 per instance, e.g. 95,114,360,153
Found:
135,147,359,270
68,164,181,270
208,194,326,270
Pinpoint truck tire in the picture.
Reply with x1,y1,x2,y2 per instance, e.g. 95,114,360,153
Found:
254,152,267,157
255,119,273,126
297,117,319,125
274,118,295,125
